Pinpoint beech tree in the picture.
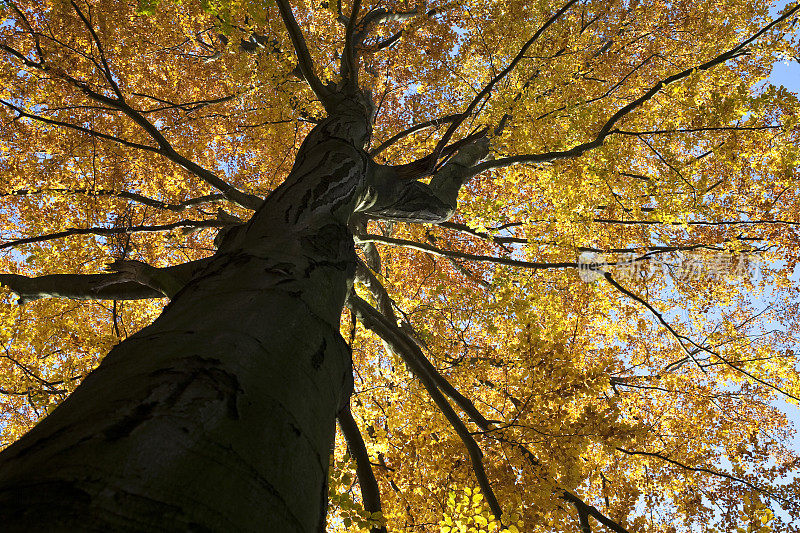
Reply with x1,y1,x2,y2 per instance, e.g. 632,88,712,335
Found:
1,0,799,531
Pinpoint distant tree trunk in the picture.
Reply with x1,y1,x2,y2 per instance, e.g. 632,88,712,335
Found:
0,106,374,532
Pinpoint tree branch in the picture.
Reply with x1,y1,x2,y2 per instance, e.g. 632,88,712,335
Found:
0,272,160,304
1,188,226,212
616,448,796,506
347,294,504,521
603,273,708,370
275,0,332,105
0,99,159,153
561,491,630,533
361,137,491,222
337,406,388,533
369,113,461,156
469,4,800,176
592,218,800,226
0,219,229,250
432,0,579,158
354,262,492,427
352,266,632,532
604,273,800,403
70,0,123,99
353,8,418,59
1,32,263,210
0,259,208,304
387,128,489,181
132,92,243,114
613,125,781,135
340,0,363,85
357,8,418,35
357,234,576,270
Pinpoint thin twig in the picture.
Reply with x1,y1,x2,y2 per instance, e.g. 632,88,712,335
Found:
469,4,800,176
1,219,228,250
1,188,225,212
616,448,796,506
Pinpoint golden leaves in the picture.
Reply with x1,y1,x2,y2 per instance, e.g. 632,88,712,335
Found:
2,0,800,531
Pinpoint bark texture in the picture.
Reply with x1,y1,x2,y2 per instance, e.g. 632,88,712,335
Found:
0,104,373,532
0,85,486,530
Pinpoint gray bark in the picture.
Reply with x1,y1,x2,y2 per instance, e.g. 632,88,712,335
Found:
0,94,488,531
0,103,373,532
0,260,209,303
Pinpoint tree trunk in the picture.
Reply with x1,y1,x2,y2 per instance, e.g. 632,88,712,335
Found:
0,107,374,532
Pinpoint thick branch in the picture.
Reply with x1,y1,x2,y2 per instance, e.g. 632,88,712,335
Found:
340,0,363,85
365,29,403,53
347,295,503,521
275,0,332,105
340,6,418,52
363,138,491,223
388,129,488,181
354,262,492,427
0,272,160,304
353,8,418,61
0,259,207,304
337,407,387,533
357,8,418,37
561,491,629,533
352,266,632,532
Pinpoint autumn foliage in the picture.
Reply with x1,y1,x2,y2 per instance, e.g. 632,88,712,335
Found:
1,0,800,531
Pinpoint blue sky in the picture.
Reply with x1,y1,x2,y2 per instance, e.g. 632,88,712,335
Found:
763,0,800,452
770,60,800,92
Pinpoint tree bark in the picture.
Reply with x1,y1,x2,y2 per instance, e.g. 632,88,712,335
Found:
0,86,487,530
0,106,373,532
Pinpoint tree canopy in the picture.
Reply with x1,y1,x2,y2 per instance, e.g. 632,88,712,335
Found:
1,0,800,531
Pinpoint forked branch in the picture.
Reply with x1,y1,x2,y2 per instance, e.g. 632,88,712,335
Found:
275,0,333,105
347,294,504,521
370,113,461,156
604,273,800,403
616,448,796,507
0,8,263,210
340,0,363,85
469,3,800,176
432,0,579,158
354,261,492,427
350,277,631,532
